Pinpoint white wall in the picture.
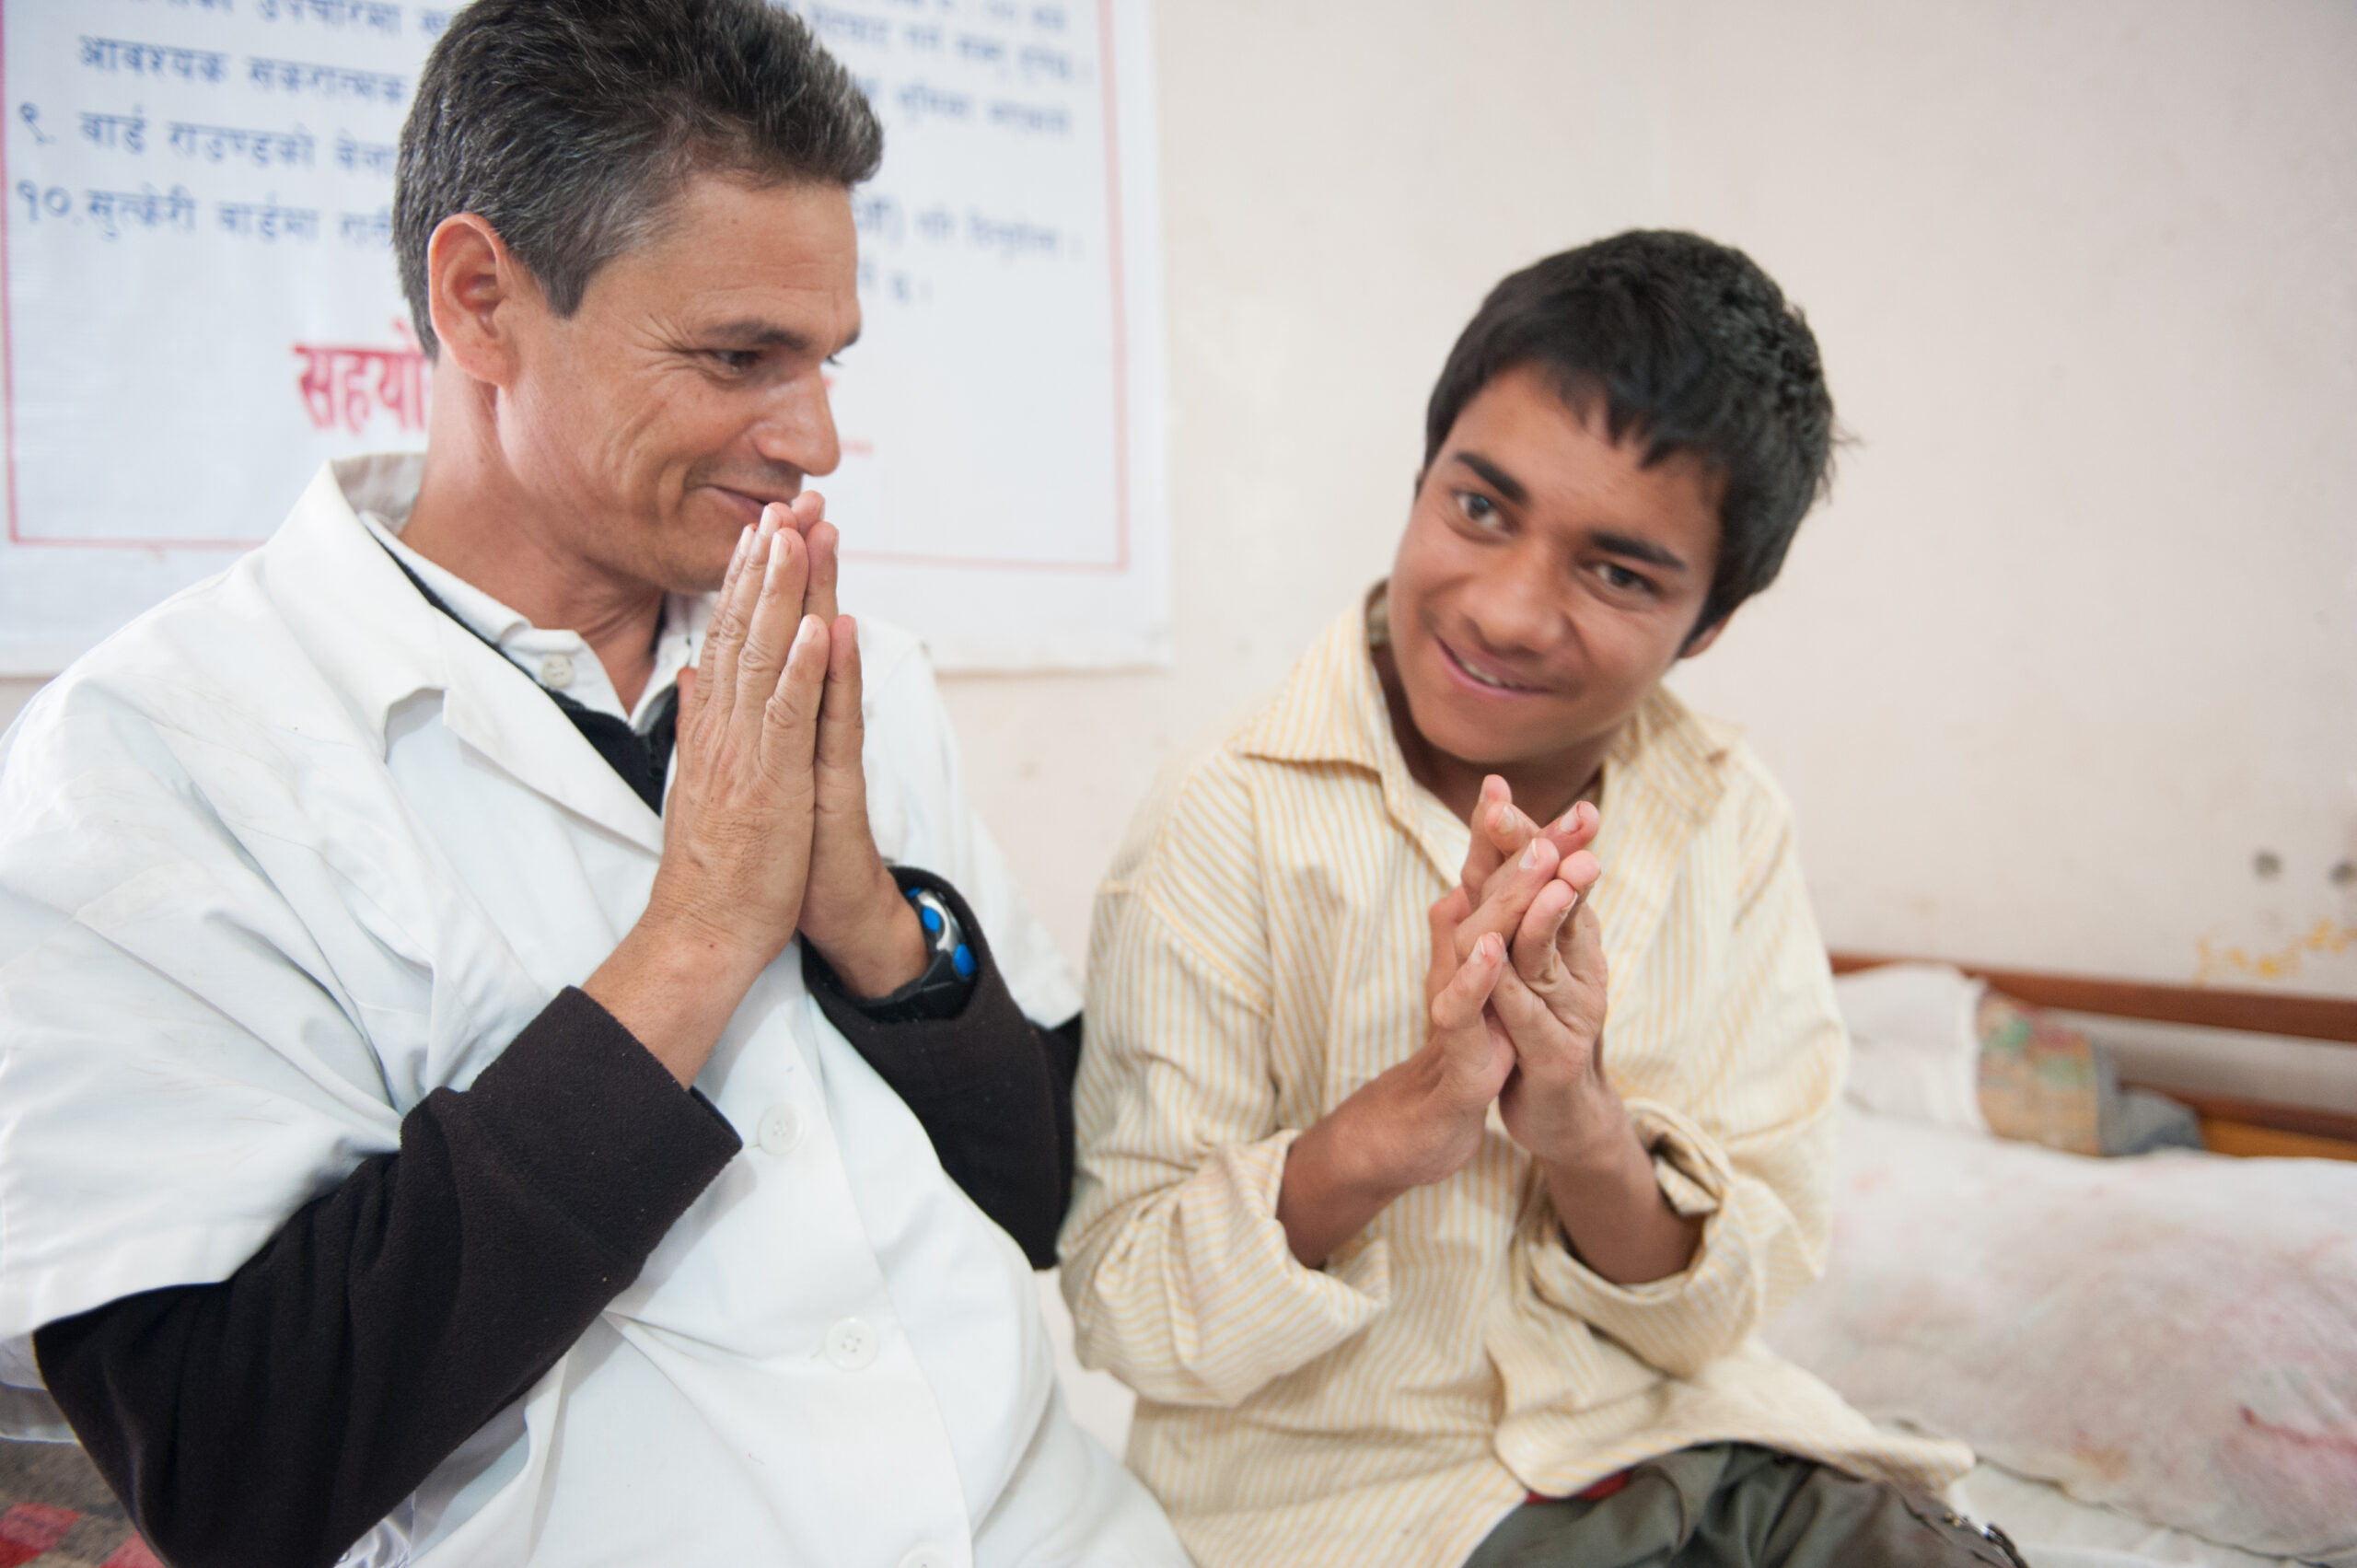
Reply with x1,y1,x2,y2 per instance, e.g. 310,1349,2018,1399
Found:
1650,0,2357,994
938,0,1665,970
944,0,2357,997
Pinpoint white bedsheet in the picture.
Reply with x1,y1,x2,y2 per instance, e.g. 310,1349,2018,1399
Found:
1956,1460,2293,1567
1770,1105,2357,1566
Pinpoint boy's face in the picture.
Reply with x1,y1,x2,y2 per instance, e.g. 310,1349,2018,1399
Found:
1387,364,1725,777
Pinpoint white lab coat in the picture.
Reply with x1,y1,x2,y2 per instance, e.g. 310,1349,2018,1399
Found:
0,457,1187,1568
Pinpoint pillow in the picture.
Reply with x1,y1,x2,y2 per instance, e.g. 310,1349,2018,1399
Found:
1766,1108,2357,1562
1832,966,2198,1156
1832,962,1991,1133
1974,990,2104,1156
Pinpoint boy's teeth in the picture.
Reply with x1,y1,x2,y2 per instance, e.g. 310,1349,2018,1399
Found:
1450,646,1513,688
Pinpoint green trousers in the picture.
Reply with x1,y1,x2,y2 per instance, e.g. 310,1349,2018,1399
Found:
1462,1445,2025,1568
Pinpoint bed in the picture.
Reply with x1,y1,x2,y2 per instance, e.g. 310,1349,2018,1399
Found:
1772,955,2357,1568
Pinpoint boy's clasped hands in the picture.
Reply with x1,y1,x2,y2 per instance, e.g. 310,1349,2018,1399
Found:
1279,774,1694,1276
1428,776,1618,1182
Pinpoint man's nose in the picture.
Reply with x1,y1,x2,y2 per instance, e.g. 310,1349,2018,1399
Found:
750,369,842,479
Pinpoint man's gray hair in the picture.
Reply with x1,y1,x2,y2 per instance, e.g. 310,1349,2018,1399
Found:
394,0,883,358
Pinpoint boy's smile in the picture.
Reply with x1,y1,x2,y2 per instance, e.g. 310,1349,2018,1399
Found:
1382,363,1728,821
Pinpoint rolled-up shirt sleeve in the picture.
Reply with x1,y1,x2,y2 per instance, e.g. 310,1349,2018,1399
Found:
1059,768,1390,1410
1523,803,1843,1379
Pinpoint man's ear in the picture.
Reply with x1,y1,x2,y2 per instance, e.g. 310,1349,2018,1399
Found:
1679,613,1732,658
425,213,536,389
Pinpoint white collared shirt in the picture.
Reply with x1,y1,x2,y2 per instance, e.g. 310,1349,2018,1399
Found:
360,505,695,733
0,456,1180,1568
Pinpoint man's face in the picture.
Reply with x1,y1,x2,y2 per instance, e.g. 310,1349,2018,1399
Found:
1387,364,1724,775
500,173,861,594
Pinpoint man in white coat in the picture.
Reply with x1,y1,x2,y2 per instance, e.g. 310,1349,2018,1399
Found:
0,4,1188,1566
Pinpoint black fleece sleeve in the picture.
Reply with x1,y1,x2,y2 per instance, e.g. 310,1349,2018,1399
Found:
803,869,1081,1268
32,987,742,1568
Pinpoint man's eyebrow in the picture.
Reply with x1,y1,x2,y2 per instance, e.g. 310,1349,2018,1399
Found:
701,319,862,355
1587,529,1690,573
1449,451,1528,505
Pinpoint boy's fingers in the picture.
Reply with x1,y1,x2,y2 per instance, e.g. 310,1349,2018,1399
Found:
1488,964,1559,1041
1492,800,1540,854
1460,833,1560,960
1542,798,1601,861
1458,776,1514,895
1512,878,1576,983
1430,932,1505,1040
1556,887,1606,975
1426,888,1469,1001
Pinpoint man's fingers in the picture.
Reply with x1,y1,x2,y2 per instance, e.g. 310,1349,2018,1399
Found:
760,613,830,782
735,526,811,712
768,496,839,623
699,523,763,732
804,517,841,625
815,612,865,786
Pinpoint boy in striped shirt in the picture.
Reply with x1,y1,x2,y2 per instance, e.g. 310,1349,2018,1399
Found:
1062,232,2021,1568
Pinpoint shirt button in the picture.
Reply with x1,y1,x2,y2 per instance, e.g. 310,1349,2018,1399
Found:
898,1549,950,1568
756,1102,803,1156
537,653,575,689
824,1317,878,1371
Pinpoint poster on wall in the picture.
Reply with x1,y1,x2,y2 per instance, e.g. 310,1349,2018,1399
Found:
0,0,1166,675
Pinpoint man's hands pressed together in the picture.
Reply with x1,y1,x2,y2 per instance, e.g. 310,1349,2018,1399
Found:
779,501,933,1002
585,496,927,1088
1276,777,1701,1283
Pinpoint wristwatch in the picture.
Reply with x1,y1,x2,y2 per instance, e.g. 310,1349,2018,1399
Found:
850,884,979,1023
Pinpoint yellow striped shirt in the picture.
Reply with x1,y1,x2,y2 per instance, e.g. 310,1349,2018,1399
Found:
1061,603,1972,1568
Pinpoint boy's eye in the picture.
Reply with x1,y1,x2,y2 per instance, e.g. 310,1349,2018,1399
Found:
1455,492,1504,529
1598,562,1655,594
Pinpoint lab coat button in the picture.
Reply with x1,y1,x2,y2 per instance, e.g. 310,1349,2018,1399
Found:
537,653,575,689
756,1102,802,1156
824,1317,878,1371
898,1549,950,1568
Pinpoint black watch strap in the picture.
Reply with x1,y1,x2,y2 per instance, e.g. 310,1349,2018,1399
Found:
847,881,980,1024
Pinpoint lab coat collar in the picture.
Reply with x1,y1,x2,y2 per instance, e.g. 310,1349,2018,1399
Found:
261,456,668,854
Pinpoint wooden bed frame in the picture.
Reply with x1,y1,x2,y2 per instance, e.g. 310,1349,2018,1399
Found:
1828,952,2357,1161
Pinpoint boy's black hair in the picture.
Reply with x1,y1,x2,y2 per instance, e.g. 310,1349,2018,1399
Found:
395,0,882,359
1423,231,1836,640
